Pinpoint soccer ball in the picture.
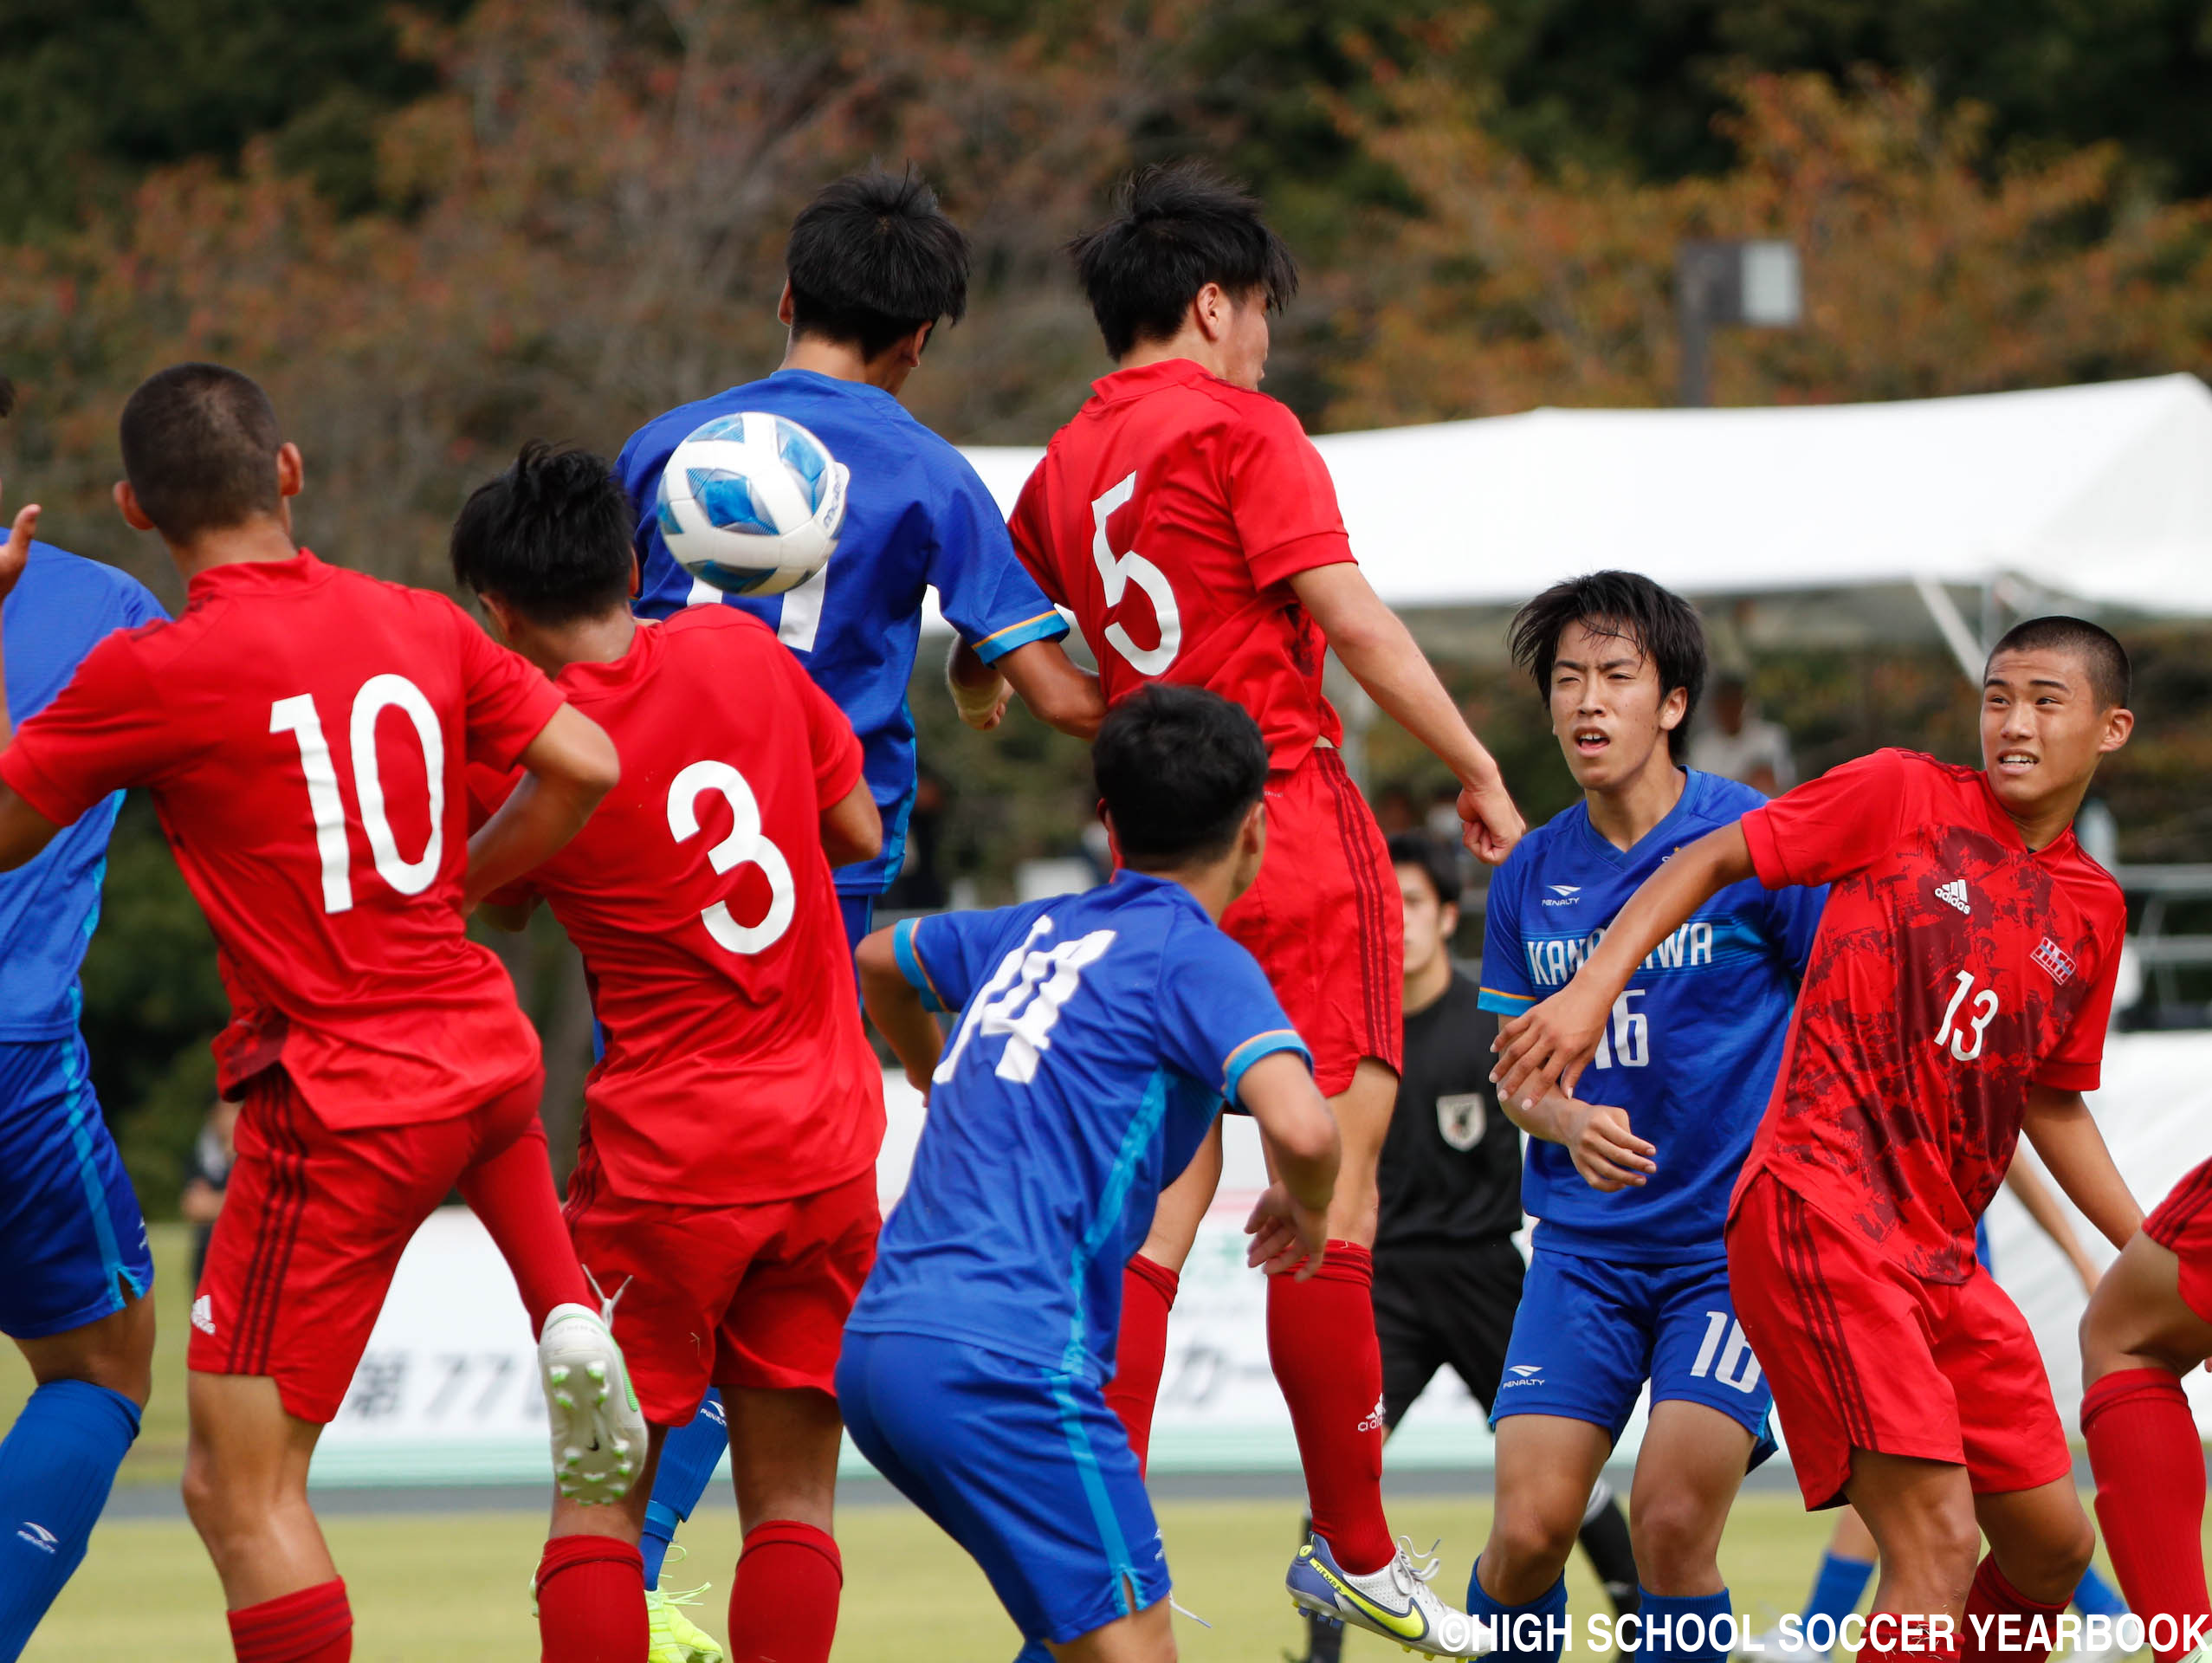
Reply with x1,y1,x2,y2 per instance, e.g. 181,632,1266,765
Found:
653,411,849,597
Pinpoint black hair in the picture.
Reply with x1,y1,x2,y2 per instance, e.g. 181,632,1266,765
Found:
1069,162,1299,359
450,443,635,625
786,169,968,361
1987,616,2131,709
1094,683,1268,866
1387,832,1462,910
117,363,284,541
1509,571,1709,761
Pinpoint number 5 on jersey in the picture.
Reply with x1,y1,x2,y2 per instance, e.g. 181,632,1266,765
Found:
1090,473,1180,674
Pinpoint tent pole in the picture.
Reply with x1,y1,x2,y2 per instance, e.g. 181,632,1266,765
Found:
1912,576,1987,684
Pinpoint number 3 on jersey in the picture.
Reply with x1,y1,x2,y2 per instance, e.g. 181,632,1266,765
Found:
667,760,794,954
1090,474,1180,674
1934,969,1999,1062
271,678,446,914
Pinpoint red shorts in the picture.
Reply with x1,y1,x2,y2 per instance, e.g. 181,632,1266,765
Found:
563,1154,878,1425
2144,1155,2212,1324
190,1065,545,1423
1222,747,1402,1097
1728,1173,2070,1508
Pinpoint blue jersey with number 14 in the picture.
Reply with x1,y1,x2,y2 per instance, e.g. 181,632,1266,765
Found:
1479,769,1826,1263
618,369,1070,896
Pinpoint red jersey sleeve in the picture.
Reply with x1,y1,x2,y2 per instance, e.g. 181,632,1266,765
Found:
2036,909,2125,1092
797,663,864,810
1742,748,1915,890
1223,398,1355,590
1007,465,1069,608
451,603,566,770
0,631,171,825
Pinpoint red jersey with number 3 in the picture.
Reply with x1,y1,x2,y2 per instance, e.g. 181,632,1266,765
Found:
469,608,880,1207
1735,748,2125,1282
0,551,562,1128
1008,358,1355,770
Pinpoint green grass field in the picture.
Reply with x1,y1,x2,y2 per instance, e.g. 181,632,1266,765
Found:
0,1227,2175,1661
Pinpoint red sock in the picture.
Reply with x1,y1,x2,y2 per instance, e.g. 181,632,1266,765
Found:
2085,1367,2211,1660
460,1113,592,1332
535,1533,645,1663
728,1519,842,1663
1963,1555,2067,1663
1859,1609,1960,1663
1268,1240,1393,1575
1103,1255,1179,1476
228,1578,351,1663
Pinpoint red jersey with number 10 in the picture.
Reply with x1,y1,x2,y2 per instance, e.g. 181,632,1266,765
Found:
0,551,563,1129
1009,358,1355,771
1735,748,2125,1282
469,608,881,1207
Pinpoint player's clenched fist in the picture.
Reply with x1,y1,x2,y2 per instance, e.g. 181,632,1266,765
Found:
1560,1100,1657,1193
1491,980,1611,1110
1456,773,1524,866
0,480,39,603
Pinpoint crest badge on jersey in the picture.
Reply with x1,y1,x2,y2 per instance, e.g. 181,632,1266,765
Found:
2033,937,2077,985
1437,1092,1486,1151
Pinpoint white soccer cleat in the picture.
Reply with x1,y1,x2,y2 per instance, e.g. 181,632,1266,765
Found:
538,1300,645,1504
2068,1634,2144,1663
1736,1622,1827,1662
1286,1533,1493,1658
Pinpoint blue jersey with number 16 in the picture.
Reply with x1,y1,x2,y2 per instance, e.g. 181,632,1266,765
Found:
1479,769,1827,1263
618,369,1070,896
847,871,1310,1383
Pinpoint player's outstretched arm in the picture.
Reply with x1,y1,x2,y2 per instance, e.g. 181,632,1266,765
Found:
463,705,618,911
2003,1158,2105,1293
1491,821,1756,1110
1286,562,1522,864
819,775,883,870
948,637,1106,740
856,926,943,1095
2020,1084,2142,1256
1238,1051,1340,1281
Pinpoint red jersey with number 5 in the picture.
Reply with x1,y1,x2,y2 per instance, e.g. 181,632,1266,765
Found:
0,551,563,1129
469,608,879,1207
1008,358,1355,771
1735,748,2125,1282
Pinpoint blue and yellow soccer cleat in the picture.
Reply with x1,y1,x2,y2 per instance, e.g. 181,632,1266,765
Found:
1287,1532,1493,1658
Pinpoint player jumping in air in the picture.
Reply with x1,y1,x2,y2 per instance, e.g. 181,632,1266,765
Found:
0,366,644,1663
1469,574,1827,1663
1010,160,1522,1650
0,383,165,1662
1496,616,2144,1663
615,171,1102,1659
1290,830,1645,1663
844,685,1470,1663
454,443,884,1663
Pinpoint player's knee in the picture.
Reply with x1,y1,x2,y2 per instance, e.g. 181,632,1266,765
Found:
1489,1497,1579,1580
2002,1509,2096,1600
1627,1493,1719,1589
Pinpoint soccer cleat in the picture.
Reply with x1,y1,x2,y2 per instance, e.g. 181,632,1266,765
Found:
538,1300,646,1504
1736,1622,1827,1662
646,1580,726,1663
1286,1532,1492,1658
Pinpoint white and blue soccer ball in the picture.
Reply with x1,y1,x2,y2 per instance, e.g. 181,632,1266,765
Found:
653,411,849,597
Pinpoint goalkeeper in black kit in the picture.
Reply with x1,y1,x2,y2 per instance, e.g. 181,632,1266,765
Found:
1291,834,1640,1663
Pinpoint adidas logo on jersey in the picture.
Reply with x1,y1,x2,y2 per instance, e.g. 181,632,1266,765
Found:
2033,937,2077,985
1935,877,1971,915
1358,1395,1387,1433
191,1294,216,1336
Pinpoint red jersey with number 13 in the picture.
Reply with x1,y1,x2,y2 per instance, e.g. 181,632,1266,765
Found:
469,607,880,1207
1009,358,1356,771
0,551,563,1129
1735,747,2125,1282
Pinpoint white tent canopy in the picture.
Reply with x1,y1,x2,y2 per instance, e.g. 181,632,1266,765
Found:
958,373,2212,662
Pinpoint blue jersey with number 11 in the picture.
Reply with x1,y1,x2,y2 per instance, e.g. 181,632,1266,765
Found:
1479,769,1826,1263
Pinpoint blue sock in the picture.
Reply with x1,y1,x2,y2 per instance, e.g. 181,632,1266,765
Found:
2073,1563,2128,1619
1805,1550,1875,1628
0,1380,139,1658
1640,1589,1733,1663
1465,1563,1568,1663
640,1389,727,1590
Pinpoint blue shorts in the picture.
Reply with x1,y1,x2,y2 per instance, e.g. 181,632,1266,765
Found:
838,895,876,954
1493,1242,1775,1452
0,1037,152,1340
837,1330,1171,1645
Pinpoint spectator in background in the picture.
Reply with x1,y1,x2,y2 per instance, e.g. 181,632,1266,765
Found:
179,1097,240,1288
880,768,950,911
1688,671,1795,795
